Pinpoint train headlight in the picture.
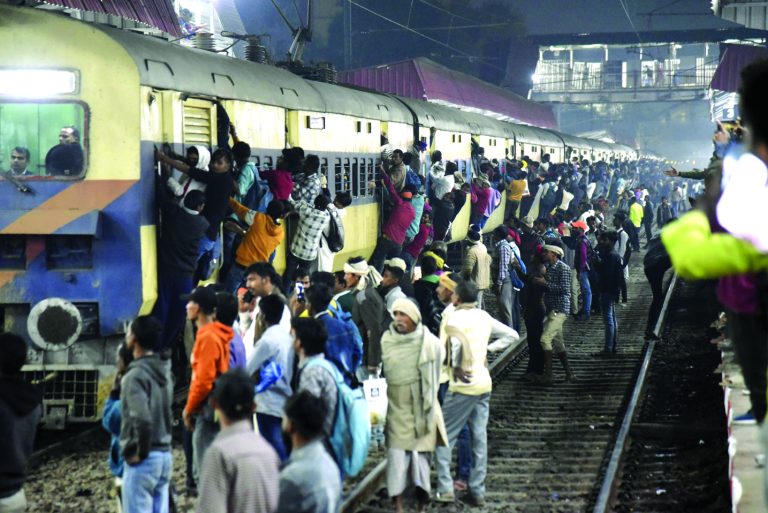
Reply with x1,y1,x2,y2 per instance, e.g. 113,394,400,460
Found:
27,298,83,351
0,69,78,97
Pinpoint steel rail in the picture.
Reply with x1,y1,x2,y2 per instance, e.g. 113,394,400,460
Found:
592,273,678,513
340,331,529,513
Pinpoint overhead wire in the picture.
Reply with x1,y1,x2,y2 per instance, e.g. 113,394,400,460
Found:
345,0,507,72
617,0,643,45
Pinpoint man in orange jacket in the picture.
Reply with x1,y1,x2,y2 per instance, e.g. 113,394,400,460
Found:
181,285,232,480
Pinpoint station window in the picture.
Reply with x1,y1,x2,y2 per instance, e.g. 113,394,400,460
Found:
0,102,87,178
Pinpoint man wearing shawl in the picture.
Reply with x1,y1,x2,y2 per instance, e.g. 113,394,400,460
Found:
381,298,447,513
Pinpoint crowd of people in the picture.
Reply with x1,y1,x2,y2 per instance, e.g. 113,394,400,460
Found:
1,103,701,513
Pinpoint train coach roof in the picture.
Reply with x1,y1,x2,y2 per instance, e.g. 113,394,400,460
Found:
511,125,564,148
396,97,475,133
554,132,595,151
458,111,515,139
96,25,329,111
307,81,412,123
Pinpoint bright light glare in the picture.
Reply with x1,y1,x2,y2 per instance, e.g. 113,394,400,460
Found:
531,73,540,84
0,70,77,97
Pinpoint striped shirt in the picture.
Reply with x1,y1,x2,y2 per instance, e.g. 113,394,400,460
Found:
290,200,330,261
494,240,512,283
196,420,280,513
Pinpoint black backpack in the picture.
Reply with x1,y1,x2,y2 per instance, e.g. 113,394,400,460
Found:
324,209,344,252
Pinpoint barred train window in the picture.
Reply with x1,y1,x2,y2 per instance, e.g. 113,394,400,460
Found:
0,102,86,178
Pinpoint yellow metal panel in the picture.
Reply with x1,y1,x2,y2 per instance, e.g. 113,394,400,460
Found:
483,196,507,234
292,112,380,153
139,225,158,315
477,135,506,161
332,203,379,268
385,122,414,151
140,87,163,142
161,91,183,144
223,100,286,150
0,7,142,180
435,131,471,161
449,193,471,243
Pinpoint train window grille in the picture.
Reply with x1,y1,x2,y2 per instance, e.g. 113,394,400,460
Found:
252,156,260,169
24,367,99,420
320,158,330,191
46,235,93,270
367,158,376,193
263,156,274,170
0,235,26,269
334,158,344,194
343,158,352,196
351,158,361,197
182,102,213,146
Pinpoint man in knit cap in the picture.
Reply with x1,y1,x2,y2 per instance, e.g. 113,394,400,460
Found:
381,298,447,513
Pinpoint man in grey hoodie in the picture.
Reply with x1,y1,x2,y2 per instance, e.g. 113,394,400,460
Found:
120,316,173,513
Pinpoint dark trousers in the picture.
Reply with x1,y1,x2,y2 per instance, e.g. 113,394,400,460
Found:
524,310,545,374
152,269,194,352
643,222,653,244
728,311,768,423
283,251,313,291
504,199,520,223
629,225,641,251
644,265,666,335
257,413,288,462
370,237,402,272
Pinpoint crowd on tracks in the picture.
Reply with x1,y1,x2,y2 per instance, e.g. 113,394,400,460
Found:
0,100,713,513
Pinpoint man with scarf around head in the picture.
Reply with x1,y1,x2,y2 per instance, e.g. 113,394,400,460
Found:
381,298,447,513
434,281,518,507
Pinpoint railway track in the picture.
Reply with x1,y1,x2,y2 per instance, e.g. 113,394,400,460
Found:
345,258,674,512
599,279,730,513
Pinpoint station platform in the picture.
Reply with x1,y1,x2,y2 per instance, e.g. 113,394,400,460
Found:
721,344,766,513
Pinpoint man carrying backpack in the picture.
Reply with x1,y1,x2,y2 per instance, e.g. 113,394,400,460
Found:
292,317,370,479
318,192,352,273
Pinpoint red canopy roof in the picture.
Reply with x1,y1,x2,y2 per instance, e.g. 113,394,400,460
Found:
710,44,768,93
42,0,182,36
340,58,557,130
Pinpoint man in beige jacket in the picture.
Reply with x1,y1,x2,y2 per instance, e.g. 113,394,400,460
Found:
461,228,492,308
381,298,446,513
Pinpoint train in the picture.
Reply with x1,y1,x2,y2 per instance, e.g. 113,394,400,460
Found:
0,5,655,426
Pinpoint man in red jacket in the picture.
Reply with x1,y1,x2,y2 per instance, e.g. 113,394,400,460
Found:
370,170,416,272
181,285,232,481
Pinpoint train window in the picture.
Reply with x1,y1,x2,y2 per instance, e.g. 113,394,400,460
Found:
366,158,375,192
451,134,456,143
0,102,86,178
367,122,373,134
320,157,329,189
355,121,362,133
263,156,274,170
458,135,462,143
531,146,538,152
334,158,344,194
0,235,26,269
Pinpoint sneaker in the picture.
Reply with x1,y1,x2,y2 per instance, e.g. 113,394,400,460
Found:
434,492,455,503
461,493,486,508
734,411,757,425
453,479,468,492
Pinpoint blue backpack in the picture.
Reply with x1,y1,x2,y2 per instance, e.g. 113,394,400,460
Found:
304,358,371,478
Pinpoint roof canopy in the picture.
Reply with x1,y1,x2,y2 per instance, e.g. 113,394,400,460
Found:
339,58,558,130
519,0,767,45
711,44,768,92
41,0,182,36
